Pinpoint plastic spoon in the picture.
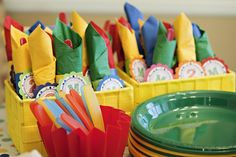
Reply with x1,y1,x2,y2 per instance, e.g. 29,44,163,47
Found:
61,113,89,134
37,99,59,126
56,117,71,132
56,94,86,128
81,85,105,132
30,101,52,126
66,93,94,131
69,89,87,114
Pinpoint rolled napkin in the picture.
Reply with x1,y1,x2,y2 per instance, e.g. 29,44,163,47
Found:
3,16,24,62
11,25,35,98
173,13,196,63
27,21,53,39
11,26,31,73
192,23,215,61
85,21,111,81
53,18,82,76
116,17,143,75
71,11,89,74
141,16,159,67
104,21,125,70
124,2,144,55
86,21,124,90
152,22,176,68
28,21,45,34
95,23,115,71
29,25,56,86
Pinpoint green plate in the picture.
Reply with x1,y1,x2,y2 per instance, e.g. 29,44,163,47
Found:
132,90,236,153
131,126,236,155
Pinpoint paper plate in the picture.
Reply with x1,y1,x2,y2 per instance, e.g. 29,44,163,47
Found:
132,90,236,154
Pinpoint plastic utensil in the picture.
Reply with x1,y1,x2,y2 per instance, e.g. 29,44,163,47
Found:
61,113,89,134
167,28,175,41
30,101,52,126
56,117,71,132
81,85,105,132
37,99,59,126
57,94,86,128
64,39,73,48
55,99,71,115
69,89,88,115
20,37,27,45
66,93,94,131
59,12,67,24
43,99,64,118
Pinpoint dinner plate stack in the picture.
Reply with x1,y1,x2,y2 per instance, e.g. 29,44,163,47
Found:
129,90,236,157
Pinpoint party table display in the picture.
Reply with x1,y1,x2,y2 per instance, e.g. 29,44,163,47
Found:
2,12,125,99
104,3,229,83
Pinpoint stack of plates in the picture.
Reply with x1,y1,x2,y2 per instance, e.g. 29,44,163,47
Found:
129,90,236,157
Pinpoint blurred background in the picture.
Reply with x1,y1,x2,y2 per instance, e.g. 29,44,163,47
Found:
1,0,236,104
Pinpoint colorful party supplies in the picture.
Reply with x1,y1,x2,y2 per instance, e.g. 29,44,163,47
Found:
173,13,196,63
116,17,143,72
10,25,35,98
152,22,176,68
28,25,56,86
117,17,147,82
3,16,24,62
141,16,159,67
71,11,89,74
81,85,105,132
65,93,94,131
104,21,125,69
124,2,144,55
192,23,215,61
28,21,46,34
11,26,31,73
85,21,111,81
53,18,83,75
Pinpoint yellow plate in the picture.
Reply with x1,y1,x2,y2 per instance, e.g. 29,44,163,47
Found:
128,140,145,157
128,138,163,157
130,130,236,157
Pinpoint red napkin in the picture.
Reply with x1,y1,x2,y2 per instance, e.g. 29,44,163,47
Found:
3,16,24,61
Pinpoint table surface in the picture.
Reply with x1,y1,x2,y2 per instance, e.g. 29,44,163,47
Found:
0,104,130,157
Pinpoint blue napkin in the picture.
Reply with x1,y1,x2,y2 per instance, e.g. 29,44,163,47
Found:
142,16,159,66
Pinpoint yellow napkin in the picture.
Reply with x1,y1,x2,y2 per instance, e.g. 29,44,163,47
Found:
173,13,196,63
11,26,31,73
28,25,55,86
138,19,145,29
44,27,53,35
71,11,88,73
116,20,142,61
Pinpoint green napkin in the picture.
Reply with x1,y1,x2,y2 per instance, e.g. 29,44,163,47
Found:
152,22,176,68
85,22,111,81
53,18,82,75
194,26,215,61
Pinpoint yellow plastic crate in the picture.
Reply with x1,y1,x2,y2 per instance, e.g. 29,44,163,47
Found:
117,68,236,106
4,79,134,155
